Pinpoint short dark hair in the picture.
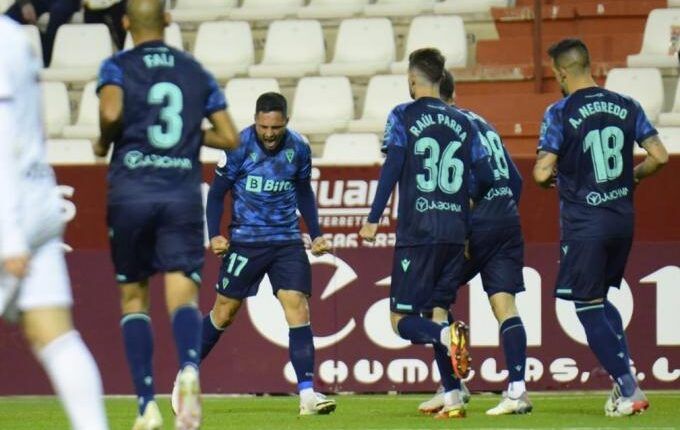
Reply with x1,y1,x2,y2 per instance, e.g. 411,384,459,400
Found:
547,38,590,69
255,92,287,117
439,70,455,102
408,48,446,83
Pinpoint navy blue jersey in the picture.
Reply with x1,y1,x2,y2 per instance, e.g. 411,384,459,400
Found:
538,87,657,239
461,109,522,231
97,41,227,204
215,126,312,243
383,97,491,246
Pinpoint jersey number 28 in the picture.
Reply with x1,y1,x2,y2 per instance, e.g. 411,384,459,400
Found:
147,82,184,149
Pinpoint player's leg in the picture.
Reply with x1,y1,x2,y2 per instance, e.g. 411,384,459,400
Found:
17,240,108,430
271,243,335,416
108,202,161,427
556,239,643,415
201,294,243,360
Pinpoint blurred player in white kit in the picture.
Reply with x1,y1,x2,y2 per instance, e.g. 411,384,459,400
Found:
0,15,109,430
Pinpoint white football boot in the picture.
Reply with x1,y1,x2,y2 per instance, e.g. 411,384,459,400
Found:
131,400,163,430
299,392,337,416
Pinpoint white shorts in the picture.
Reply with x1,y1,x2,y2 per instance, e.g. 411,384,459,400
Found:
0,240,72,322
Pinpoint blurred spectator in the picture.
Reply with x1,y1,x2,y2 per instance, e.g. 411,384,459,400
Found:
4,0,80,66
84,0,126,50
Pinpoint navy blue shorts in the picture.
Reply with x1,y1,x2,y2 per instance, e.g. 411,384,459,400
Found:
462,225,525,297
390,244,465,314
554,237,633,301
107,200,204,283
215,242,311,300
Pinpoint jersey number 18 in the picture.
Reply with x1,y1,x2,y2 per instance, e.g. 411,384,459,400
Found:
583,126,624,183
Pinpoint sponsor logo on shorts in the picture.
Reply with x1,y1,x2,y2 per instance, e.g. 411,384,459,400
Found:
586,187,629,206
123,150,192,170
400,259,411,272
415,196,462,213
245,175,293,193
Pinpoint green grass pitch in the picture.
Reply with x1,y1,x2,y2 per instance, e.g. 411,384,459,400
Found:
1,392,678,429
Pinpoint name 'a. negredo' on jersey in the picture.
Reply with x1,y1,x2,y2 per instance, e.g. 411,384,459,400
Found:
97,41,227,204
383,97,490,246
538,87,658,239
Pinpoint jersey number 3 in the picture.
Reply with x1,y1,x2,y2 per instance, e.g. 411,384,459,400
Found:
583,126,624,183
147,82,184,149
414,137,464,194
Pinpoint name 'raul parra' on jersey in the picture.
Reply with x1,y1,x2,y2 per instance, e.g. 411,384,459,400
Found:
538,87,657,239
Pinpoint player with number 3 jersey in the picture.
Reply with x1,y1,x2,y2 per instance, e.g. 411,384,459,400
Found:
534,38,668,418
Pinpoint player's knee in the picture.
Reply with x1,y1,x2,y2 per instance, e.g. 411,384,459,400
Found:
119,283,149,313
489,293,518,323
211,304,238,328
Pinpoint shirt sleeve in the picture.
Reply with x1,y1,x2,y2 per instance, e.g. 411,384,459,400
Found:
381,107,408,153
204,71,227,117
537,103,564,155
96,57,124,93
215,142,245,182
368,145,406,223
0,89,28,257
632,99,658,145
505,147,523,205
297,141,312,181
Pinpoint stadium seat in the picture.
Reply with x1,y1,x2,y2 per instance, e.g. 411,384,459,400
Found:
649,127,680,154
289,77,354,134
390,16,467,74
315,133,383,166
41,24,112,83
171,0,236,23
658,78,680,126
319,18,395,77
194,21,254,80
249,20,325,78
297,0,368,19
124,22,183,51
200,146,226,164
364,0,435,17
46,139,97,165
434,0,510,14
0,0,12,12
604,68,664,123
627,8,680,68
62,81,99,140
41,82,71,138
23,25,43,68
230,0,304,21
225,78,281,131
348,75,410,133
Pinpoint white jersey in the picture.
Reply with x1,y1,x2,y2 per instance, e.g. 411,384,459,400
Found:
0,16,64,259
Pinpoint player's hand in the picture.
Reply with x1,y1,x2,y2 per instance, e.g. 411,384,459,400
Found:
210,235,229,256
3,254,30,278
359,223,378,243
21,3,37,24
310,236,332,256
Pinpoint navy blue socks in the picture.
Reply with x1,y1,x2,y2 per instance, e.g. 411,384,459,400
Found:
603,300,631,366
289,325,315,391
121,313,155,415
500,316,527,383
200,312,224,361
172,305,202,369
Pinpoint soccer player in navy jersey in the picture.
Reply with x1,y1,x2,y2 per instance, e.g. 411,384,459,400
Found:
94,1,240,428
419,70,531,415
184,92,337,416
534,38,668,416
360,48,494,419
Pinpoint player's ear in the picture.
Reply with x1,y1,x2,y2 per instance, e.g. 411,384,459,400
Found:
163,11,171,28
122,14,130,32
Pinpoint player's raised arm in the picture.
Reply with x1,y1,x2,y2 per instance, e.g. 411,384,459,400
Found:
203,76,239,151
632,101,669,183
360,109,407,242
534,104,562,188
94,59,124,157
0,78,29,276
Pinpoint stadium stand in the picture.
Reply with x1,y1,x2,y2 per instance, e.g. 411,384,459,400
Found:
364,0,435,17
41,24,112,83
200,146,227,164
434,0,511,14
297,0,369,19
348,75,410,133
604,68,664,123
124,22,184,50
315,133,383,165
41,82,71,138
194,21,254,80
62,81,99,140
170,0,236,23
23,25,43,67
230,0,304,21
627,8,680,68
46,139,97,165
319,18,395,77
225,78,281,131
658,78,680,126
390,15,467,73
248,19,325,78
289,76,354,134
